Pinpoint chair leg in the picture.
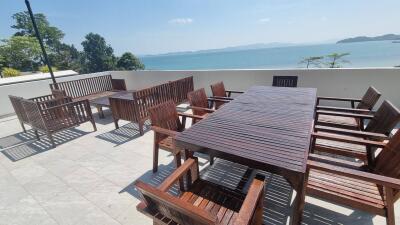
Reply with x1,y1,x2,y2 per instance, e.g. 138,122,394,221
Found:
47,133,56,148
34,130,40,140
20,122,26,133
152,144,159,173
139,122,144,136
385,187,395,225
209,154,214,165
114,119,119,129
91,119,97,131
174,152,184,191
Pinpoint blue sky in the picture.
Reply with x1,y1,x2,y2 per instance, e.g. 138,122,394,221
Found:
1,0,399,55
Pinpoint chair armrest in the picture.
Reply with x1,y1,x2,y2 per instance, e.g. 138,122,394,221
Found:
187,106,216,113
151,126,179,138
44,99,90,111
235,175,265,225
316,106,371,113
209,96,234,101
159,158,198,192
177,112,205,121
314,125,389,140
316,110,374,119
317,96,362,102
308,153,364,170
307,160,400,190
312,132,386,148
207,98,231,103
226,90,244,94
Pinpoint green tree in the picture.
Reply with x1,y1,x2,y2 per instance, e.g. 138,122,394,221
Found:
0,36,42,71
49,43,81,71
299,56,324,68
81,33,116,73
12,11,64,49
325,52,351,68
117,52,145,70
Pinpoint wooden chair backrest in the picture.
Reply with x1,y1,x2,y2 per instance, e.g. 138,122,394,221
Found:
49,75,113,98
149,100,181,132
365,100,400,135
357,86,381,110
188,88,209,116
210,82,226,97
374,130,400,180
9,95,29,124
272,76,298,87
136,181,217,225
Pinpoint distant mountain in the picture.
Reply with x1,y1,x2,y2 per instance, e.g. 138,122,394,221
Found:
142,42,299,57
337,34,400,44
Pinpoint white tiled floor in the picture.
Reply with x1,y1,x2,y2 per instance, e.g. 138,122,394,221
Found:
0,112,398,225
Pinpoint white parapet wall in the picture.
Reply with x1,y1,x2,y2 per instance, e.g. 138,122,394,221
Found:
0,68,399,117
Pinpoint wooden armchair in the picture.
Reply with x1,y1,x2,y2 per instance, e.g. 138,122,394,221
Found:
210,82,243,109
187,88,228,123
313,100,400,165
135,158,266,225
316,86,381,130
149,101,209,173
306,129,400,225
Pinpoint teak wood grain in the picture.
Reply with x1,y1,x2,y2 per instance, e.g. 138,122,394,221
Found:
176,86,317,225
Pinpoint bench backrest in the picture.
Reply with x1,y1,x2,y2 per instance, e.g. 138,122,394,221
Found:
170,76,194,104
50,75,113,98
357,86,381,110
188,88,209,116
365,100,400,135
272,76,298,87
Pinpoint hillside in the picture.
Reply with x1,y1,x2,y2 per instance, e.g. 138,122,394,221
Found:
337,34,400,44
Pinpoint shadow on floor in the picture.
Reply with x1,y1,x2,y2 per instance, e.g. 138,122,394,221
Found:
0,128,89,162
95,121,151,146
121,158,377,225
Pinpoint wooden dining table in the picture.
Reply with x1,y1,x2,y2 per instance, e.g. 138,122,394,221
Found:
175,86,317,225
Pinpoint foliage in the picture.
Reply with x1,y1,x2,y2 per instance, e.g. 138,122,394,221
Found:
299,56,324,68
2,68,21,77
39,65,58,73
325,53,351,68
81,33,116,73
0,36,42,71
12,11,64,50
117,52,145,70
49,43,81,71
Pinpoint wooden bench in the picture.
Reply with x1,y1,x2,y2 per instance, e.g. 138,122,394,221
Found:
49,74,126,100
135,158,266,225
110,77,194,135
9,95,96,147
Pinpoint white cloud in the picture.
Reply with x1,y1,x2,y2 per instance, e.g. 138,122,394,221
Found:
168,18,193,25
258,18,271,24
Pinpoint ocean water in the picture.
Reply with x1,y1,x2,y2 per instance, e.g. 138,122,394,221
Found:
140,41,400,70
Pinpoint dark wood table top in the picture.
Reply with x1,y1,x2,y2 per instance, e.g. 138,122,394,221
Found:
176,86,317,174
88,91,132,107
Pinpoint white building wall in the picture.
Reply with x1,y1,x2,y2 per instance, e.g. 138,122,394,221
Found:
0,68,399,117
